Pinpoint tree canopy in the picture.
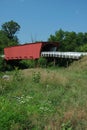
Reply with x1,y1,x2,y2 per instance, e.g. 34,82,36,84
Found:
1,20,20,40
0,21,87,55
0,20,20,54
48,29,87,52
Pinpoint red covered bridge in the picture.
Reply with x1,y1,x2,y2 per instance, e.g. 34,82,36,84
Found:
4,42,59,60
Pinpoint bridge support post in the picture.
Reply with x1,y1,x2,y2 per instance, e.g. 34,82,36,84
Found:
66,60,69,67
53,58,56,66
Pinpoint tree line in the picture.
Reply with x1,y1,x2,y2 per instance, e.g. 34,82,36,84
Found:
0,20,87,54
48,29,87,52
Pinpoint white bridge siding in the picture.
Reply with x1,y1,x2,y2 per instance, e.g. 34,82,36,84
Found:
41,52,87,59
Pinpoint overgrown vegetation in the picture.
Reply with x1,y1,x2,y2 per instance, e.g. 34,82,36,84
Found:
38,57,47,67
19,59,36,69
1,57,47,71
0,20,87,129
0,56,87,129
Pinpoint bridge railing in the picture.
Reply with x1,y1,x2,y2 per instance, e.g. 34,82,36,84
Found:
41,52,87,59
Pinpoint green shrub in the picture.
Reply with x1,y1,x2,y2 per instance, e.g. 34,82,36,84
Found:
20,59,36,68
0,58,13,71
0,57,5,71
48,61,55,67
38,57,47,67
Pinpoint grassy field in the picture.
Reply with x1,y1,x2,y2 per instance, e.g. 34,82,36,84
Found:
0,57,87,130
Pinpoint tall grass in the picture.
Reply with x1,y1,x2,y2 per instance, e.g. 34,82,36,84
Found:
0,57,87,129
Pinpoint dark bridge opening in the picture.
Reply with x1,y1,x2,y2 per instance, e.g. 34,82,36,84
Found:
41,43,58,52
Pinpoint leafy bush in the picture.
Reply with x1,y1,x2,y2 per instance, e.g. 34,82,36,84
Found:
0,57,4,71
20,59,36,68
38,57,47,67
0,58,13,71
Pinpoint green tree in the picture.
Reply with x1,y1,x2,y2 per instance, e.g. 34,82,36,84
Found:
48,29,65,42
76,32,85,46
0,30,10,54
48,29,87,52
0,20,21,54
48,29,65,51
1,20,20,43
63,31,77,51
84,33,87,43
78,44,87,52
48,29,78,51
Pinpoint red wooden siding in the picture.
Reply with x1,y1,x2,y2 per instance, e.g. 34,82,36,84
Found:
4,42,59,60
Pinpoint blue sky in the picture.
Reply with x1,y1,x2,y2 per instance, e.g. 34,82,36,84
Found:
0,0,87,44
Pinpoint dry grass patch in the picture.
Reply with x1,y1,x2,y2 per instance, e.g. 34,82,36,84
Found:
68,56,87,72
22,68,69,86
